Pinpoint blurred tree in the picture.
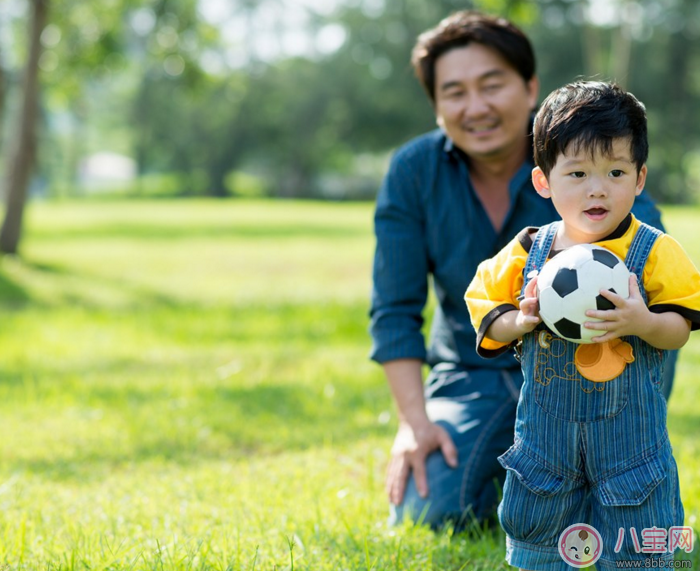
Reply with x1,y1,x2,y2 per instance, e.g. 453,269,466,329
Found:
192,0,537,198
1,0,47,254
130,0,218,193
645,0,699,203
0,43,6,151
528,0,700,203
1,0,699,210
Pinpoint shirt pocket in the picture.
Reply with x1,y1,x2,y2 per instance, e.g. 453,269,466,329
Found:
499,445,565,497
594,449,669,507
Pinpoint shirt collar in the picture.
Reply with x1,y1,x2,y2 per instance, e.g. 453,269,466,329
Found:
546,214,634,256
442,131,456,156
599,213,633,242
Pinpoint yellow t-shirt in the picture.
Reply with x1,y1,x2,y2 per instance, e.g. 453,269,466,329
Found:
465,215,700,358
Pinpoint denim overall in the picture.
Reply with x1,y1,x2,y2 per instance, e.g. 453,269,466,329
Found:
498,222,684,571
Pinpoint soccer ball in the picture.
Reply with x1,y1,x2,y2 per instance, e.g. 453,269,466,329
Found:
536,244,631,343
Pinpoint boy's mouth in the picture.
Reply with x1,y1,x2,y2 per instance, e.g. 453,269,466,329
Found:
584,207,608,219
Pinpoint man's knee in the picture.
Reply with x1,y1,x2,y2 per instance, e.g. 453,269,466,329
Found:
388,451,460,528
388,451,502,529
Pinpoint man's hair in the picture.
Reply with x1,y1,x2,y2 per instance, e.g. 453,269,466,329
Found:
411,11,536,103
533,81,648,177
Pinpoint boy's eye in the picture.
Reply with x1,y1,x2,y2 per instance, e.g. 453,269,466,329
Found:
609,169,624,177
482,83,502,93
570,171,586,178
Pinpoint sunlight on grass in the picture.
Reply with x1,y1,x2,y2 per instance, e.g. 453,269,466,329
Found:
0,199,696,569
11,200,374,308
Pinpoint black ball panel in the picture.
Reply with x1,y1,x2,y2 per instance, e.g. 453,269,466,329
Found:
595,289,616,311
551,268,579,298
592,249,620,269
554,317,581,340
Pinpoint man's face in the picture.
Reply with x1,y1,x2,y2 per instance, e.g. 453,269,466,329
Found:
433,43,539,164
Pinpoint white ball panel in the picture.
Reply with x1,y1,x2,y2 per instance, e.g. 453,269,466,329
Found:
536,243,630,343
577,260,614,296
611,263,631,297
539,286,564,325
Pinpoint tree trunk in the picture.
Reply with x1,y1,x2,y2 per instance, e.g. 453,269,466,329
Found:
0,45,6,152
581,22,605,79
0,0,47,255
662,7,691,203
609,1,633,89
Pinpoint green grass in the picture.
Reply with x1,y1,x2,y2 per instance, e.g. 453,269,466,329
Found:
0,199,697,570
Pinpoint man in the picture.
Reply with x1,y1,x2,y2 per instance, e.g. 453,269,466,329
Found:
369,11,673,530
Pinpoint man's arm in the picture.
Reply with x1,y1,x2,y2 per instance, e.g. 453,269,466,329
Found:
383,359,458,505
369,147,430,364
370,140,459,505
631,188,665,231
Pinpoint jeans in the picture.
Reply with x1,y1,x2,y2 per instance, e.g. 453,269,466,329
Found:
387,352,676,530
389,363,522,530
660,348,678,400
500,327,682,570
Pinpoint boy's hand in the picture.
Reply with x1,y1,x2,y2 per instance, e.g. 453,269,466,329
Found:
584,275,650,342
515,274,541,334
485,273,542,344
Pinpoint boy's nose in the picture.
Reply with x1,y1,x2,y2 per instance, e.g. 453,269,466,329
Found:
587,179,608,197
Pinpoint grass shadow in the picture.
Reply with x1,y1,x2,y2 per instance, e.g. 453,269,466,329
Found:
8,257,185,310
2,375,391,482
0,266,31,306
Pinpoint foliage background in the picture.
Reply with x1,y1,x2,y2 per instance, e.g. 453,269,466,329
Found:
1,1,700,566
1,0,699,208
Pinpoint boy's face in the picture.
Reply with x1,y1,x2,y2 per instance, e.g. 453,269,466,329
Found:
433,43,539,165
531,137,647,246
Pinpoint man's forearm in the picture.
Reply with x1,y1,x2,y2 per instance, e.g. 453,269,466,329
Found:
383,358,430,429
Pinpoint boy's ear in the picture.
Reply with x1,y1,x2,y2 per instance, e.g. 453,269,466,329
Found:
532,167,551,198
635,164,648,195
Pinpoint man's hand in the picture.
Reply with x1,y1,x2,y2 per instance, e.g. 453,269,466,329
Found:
385,420,458,506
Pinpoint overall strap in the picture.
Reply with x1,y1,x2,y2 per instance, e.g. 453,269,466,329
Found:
624,222,663,304
521,222,559,296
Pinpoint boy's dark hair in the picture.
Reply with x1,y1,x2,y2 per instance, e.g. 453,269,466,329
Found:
533,81,648,177
411,11,535,103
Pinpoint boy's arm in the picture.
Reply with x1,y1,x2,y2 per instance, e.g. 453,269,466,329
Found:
634,312,690,350
464,233,532,357
486,276,541,343
586,235,700,348
585,275,691,349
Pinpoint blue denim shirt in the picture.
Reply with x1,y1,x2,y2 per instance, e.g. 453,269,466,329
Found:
369,129,664,370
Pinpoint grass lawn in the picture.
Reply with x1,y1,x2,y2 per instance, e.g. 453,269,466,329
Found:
0,199,697,570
